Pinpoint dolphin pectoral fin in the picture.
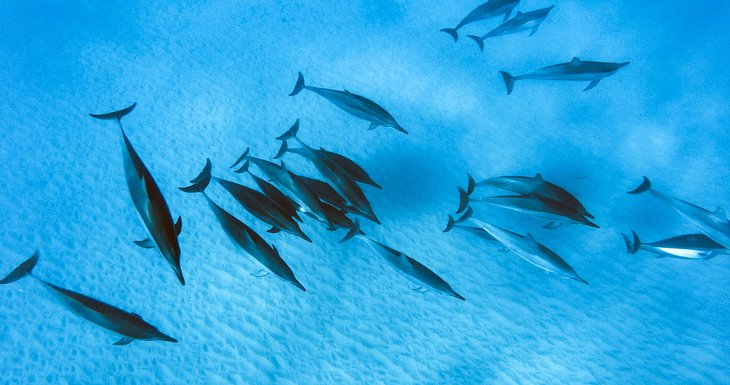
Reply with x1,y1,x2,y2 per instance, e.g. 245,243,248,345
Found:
503,10,511,21
175,217,182,236
267,227,281,234
583,79,601,91
412,286,429,293
542,222,562,229
133,239,156,249
529,25,540,37
368,123,378,130
251,270,270,278
113,337,134,346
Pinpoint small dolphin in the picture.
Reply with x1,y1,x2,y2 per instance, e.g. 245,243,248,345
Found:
467,6,554,51
89,103,184,285
180,160,306,291
628,177,730,249
470,173,594,219
499,57,629,94
442,208,498,244
621,231,728,260
0,252,178,345
440,0,521,42
474,220,588,284
341,221,465,300
289,73,407,134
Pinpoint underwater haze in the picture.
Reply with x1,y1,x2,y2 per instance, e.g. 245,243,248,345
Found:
1,0,729,384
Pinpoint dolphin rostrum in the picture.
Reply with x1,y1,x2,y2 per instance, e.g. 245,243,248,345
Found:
627,177,730,249
89,103,185,285
499,57,629,94
467,6,554,51
621,231,728,260
180,160,306,291
289,73,407,134
0,252,178,345
440,0,521,42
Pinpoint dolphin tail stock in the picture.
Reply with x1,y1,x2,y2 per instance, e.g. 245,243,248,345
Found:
621,231,641,254
179,159,212,193
439,28,459,42
467,35,485,52
627,176,651,194
0,251,39,285
499,71,515,95
89,103,137,122
456,187,471,214
289,72,306,96
339,218,364,243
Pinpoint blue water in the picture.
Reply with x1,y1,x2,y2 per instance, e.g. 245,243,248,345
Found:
1,1,729,384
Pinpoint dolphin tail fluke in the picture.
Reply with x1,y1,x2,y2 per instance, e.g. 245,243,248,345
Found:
627,176,651,194
289,72,306,96
499,71,515,95
467,35,485,52
0,251,39,285
234,160,250,174
456,187,470,214
443,215,456,233
179,159,212,193
274,140,289,160
466,173,476,195
339,219,362,243
89,103,137,121
440,28,459,42
621,231,641,254
230,147,250,168
276,119,300,141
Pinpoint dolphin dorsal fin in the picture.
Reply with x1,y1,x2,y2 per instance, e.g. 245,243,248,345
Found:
534,173,544,182
570,57,581,65
714,207,727,220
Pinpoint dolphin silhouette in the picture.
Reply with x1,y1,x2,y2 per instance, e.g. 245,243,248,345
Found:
500,57,629,94
621,231,728,260
467,6,554,51
441,0,521,42
89,103,184,285
0,252,178,345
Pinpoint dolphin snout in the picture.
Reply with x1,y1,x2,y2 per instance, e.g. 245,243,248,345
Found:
160,334,178,343
618,62,630,69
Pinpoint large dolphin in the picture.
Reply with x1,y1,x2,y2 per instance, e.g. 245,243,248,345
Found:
473,220,588,284
289,73,407,134
0,252,177,345
275,120,380,224
628,177,730,249
467,6,554,51
499,57,629,94
621,231,728,260
440,0,521,42
469,173,594,219
340,221,465,300
180,160,306,291
89,103,184,285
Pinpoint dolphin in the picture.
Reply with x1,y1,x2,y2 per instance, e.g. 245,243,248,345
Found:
0,252,178,345
180,160,306,291
89,103,184,285
499,57,629,94
297,175,353,213
289,73,407,134
213,176,311,242
341,221,465,300
231,159,302,222
275,120,380,224
628,177,730,249
473,220,588,284
231,148,335,229
467,6,554,51
621,231,728,260
440,0,521,42
469,173,594,219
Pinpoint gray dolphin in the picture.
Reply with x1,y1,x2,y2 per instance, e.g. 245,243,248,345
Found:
467,6,554,51
0,252,178,345
621,231,728,260
180,160,306,291
341,221,465,300
500,57,629,94
473,220,588,284
275,120,380,224
440,0,521,42
89,103,184,285
289,73,407,134
469,173,594,219
628,177,730,249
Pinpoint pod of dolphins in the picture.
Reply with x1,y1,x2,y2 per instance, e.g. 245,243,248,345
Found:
3,5,725,349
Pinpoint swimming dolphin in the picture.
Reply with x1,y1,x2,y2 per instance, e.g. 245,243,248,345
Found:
89,103,184,285
469,173,594,219
289,73,407,134
499,57,629,94
621,231,728,260
628,177,730,249
440,0,521,42
0,252,178,345
232,159,302,222
231,148,335,229
467,6,554,51
341,221,465,300
180,160,306,291
473,220,588,284
275,120,380,224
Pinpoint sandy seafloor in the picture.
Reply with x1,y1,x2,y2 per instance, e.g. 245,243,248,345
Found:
1,1,729,384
